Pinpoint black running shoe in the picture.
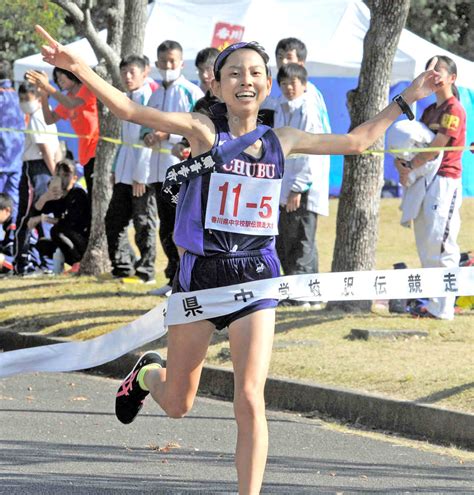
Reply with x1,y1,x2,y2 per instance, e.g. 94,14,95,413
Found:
115,351,163,424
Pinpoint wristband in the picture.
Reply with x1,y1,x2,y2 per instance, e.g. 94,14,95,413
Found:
392,94,415,121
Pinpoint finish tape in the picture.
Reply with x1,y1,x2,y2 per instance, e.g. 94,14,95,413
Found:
0,266,472,378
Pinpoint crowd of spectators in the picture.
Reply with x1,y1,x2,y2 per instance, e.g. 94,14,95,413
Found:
0,36,331,297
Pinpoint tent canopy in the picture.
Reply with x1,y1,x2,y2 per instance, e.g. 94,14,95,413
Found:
14,0,474,196
14,0,474,87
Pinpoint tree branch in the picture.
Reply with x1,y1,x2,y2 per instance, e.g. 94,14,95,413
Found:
51,0,121,83
51,0,85,23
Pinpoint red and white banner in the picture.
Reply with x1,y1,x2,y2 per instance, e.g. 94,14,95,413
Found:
211,22,245,51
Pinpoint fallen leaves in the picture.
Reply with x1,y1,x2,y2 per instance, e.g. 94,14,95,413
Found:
147,441,181,453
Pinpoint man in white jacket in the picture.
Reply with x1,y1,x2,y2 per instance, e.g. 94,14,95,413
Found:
141,40,203,296
106,55,156,283
275,64,330,305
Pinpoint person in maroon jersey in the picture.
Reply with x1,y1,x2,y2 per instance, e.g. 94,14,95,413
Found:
35,24,445,493
395,55,466,320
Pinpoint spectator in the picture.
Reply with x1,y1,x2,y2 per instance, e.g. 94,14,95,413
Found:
194,47,219,94
25,67,98,200
28,159,90,272
14,81,60,275
274,64,328,306
143,54,160,93
171,49,221,161
0,60,25,224
262,37,332,135
0,192,16,275
141,40,203,296
274,37,331,253
106,55,157,283
395,55,466,320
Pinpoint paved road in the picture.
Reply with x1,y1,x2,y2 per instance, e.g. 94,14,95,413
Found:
0,372,472,494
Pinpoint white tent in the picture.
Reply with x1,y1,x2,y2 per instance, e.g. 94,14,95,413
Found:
14,0,474,87
14,0,474,195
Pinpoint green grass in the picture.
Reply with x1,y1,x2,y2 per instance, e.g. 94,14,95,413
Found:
317,197,474,272
0,198,473,413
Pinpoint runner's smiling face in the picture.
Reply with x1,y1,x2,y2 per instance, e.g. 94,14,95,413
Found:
212,49,271,115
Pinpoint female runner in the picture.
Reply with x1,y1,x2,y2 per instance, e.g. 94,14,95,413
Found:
35,25,443,494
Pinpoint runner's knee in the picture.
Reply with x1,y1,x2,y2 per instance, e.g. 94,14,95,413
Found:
234,387,265,422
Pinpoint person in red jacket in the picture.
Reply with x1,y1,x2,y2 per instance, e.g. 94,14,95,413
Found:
26,68,99,202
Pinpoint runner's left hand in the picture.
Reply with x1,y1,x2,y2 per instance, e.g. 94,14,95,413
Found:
404,57,444,102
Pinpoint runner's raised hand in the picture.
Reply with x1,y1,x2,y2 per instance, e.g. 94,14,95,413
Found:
35,25,79,72
404,57,444,102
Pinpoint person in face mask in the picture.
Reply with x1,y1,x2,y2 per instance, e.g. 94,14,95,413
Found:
14,82,61,275
140,40,204,297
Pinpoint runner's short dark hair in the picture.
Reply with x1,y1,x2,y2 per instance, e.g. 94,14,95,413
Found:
214,41,270,82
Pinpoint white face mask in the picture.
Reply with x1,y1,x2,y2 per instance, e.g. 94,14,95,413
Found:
158,67,181,83
20,101,39,114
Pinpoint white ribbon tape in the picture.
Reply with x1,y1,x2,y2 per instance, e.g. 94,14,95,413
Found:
165,267,473,325
0,267,472,378
0,303,167,378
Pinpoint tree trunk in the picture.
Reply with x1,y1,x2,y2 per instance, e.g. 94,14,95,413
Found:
52,0,148,274
79,1,123,274
79,89,120,274
122,0,148,57
326,0,410,312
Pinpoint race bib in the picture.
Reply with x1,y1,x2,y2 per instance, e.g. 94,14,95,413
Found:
205,173,281,236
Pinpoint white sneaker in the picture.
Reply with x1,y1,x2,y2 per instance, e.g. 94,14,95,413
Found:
148,284,172,297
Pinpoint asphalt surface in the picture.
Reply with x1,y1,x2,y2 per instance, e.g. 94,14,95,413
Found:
0,372,473,494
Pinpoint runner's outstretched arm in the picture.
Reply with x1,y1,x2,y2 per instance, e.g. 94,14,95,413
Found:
275,57,444,158
34,25,212,142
